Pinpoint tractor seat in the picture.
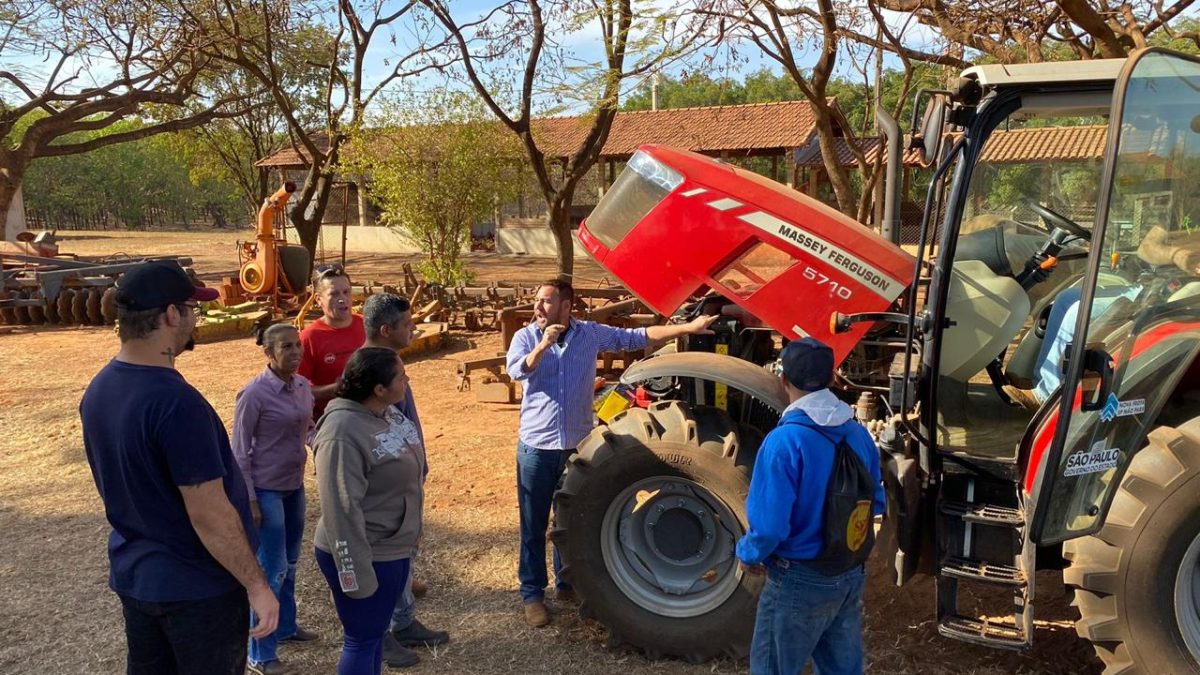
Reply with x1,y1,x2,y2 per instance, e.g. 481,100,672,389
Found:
936,377,1030,461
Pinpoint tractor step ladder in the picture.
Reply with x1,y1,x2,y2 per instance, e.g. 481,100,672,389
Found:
934,476,1034,650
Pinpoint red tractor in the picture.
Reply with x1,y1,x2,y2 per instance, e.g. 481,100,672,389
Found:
552,48,1200,673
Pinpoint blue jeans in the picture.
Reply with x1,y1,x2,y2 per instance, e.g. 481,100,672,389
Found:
249,487,306,665
316,548,409,675
516,440,571,603
119,587,249,675
750,558,866,675
389,555,416,632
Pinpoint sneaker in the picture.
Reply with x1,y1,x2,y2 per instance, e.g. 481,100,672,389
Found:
1002,384,1041,411
278,626,319,643
523,600,550,628
392,618,450,648
555,588,578,605
382,633,421,668
247,659,290,675
411,577,428,599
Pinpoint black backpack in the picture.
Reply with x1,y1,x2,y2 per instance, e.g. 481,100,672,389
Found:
806,432,877,576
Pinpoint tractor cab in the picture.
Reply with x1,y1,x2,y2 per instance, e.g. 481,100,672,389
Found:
909,47,1200,652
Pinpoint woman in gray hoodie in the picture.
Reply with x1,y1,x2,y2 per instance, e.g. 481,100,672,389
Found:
312,347,425,675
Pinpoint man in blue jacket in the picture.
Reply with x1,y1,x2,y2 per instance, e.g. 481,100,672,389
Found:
736,337,884,675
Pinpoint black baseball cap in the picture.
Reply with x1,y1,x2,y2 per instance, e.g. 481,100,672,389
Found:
781,337,835,391
115,261,219,311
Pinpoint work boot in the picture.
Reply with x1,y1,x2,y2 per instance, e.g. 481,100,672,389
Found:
382,633,420,668
1002,385,1041,411
411,577,428,599
523,600,551,628
278,626,319,643
555,588,578,605
247,659,291,675
393,619,450,648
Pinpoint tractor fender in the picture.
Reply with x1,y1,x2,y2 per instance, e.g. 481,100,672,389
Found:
620,351,788,412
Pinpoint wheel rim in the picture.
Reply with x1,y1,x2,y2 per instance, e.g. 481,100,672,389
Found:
600,474,744,618
1174,530,1200,661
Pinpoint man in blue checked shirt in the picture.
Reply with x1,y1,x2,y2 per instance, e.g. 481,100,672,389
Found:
506,279,717,627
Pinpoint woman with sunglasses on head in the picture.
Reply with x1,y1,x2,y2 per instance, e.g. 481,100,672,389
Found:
312,347,425,675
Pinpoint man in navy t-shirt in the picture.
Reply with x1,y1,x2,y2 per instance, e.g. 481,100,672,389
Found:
80,261,279,675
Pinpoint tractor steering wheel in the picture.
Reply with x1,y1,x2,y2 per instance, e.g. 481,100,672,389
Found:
1024,200,1092,241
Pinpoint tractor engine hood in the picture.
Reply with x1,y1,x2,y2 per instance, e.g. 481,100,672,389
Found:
578,145,915,363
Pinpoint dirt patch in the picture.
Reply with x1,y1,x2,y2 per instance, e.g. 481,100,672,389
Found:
55,229,611,287
0,230,1101,674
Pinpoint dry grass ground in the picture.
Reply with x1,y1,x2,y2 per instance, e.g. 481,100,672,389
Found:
0,230,1100,674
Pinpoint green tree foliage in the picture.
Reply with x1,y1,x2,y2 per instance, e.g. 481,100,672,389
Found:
343,91,523,285
1,0,252,237
22,120,241,230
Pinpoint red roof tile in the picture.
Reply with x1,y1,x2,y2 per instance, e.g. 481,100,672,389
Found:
258,101,827,167
794,125,1110,169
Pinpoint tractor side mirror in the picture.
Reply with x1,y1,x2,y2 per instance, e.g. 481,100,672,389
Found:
916,97,947,166
908,89,952,167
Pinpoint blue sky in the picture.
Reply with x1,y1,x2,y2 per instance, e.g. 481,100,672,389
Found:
3,1,939,122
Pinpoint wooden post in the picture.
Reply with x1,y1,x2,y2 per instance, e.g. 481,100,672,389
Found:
341,182,349,266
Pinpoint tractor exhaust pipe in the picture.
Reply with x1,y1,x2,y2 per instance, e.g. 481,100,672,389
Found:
876,108,902,246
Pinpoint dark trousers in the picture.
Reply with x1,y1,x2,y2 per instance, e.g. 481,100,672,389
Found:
119,587,249,675
316,548,410,675
516,440,571,603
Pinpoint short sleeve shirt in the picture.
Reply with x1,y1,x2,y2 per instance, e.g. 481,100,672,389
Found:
80,360,256,602
299,314,366,417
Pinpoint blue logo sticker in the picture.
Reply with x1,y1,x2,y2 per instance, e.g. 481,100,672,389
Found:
1100,393,1120,423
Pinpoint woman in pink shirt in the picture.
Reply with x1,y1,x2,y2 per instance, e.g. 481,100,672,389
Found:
233,324,317,675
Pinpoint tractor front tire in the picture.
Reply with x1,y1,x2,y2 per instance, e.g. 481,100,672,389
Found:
551,401,761,662
1064,417,1200,674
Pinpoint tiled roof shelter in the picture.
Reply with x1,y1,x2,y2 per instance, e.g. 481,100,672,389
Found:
257,100,833,169
794,125,1109,168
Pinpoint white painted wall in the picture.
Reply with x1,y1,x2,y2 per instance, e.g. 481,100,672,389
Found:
282,224,426,253
5,185,26,243
277,222,583,258
496,228,586,257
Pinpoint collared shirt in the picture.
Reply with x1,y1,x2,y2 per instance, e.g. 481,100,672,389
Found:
232,367,314,498
506,319,648,450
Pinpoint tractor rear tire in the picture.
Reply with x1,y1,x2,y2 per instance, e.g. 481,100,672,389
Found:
1063,417,1200,674
551,401,761,662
